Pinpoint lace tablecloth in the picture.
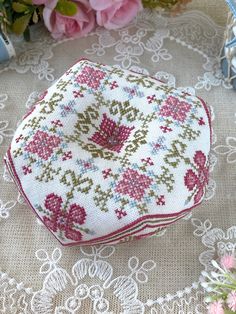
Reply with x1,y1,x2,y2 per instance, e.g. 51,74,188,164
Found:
1,3,235,313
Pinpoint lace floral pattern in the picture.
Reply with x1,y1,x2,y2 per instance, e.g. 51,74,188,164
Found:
1,221,234,314
0,198,17,220
0,7,234,314
192,218,236,272
0,10,225,88
0,29,57,81
0,121,14,145
0,94,8,110
214,137,236,164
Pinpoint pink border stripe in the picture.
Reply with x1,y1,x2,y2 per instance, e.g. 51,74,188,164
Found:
68,212,189,246
5,145,203,246
64,211,188,246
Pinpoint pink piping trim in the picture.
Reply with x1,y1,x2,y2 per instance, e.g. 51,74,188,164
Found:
66,212,189,246
62,210,188,246
5,146,202,246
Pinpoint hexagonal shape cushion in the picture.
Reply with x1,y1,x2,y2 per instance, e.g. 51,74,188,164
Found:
5,59,211,246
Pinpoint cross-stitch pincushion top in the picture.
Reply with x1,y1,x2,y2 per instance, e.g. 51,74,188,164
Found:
5,59,211,246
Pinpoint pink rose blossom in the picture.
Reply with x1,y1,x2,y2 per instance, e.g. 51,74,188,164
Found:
90,0,142,30
207,300,225,314
33,0,95,39
220,255,236,270
227,291,236,312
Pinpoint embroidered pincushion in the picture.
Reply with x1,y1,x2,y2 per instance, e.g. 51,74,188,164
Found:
5,59,211,246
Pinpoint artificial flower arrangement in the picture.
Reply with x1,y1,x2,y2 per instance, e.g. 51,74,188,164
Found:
0,0,191,41
201,254,236,314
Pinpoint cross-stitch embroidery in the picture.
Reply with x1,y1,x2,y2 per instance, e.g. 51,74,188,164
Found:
5,59,211,245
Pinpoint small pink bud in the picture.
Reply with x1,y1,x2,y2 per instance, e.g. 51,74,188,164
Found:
207,300,225,314
220,255,236,270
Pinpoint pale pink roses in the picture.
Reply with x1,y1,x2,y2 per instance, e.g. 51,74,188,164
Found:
220,254,236,270
33,0,95,39
90,0,143,30
32,0,143,38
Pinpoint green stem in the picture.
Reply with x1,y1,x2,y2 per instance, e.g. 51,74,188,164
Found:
224,273,236,286
215,282,236,290
224,309,236,314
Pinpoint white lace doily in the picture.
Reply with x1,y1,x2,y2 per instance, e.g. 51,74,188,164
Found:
1,7,235,314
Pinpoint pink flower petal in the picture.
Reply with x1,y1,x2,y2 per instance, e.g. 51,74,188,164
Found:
220,255,236,270
194,151,207,168
207,300,224,314
90,0,115,10
68,204,87,225
43,0,95,39
184,169,198,191
91,0,142,30
65,228,83,241
43,216,58,232
44,193,63,212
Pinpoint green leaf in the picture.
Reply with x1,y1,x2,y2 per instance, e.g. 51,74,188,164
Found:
22,0,32,4
12,2,28,12
55,0,77,16
12,13,31,35
224,310,236,314
23,26,30,41
32,9,38,23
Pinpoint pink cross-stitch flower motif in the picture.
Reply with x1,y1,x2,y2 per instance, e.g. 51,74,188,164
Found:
75,66,106,90
102,168,112,179
115,168,153,201
25,130,61,160
16,134,23,143
159,96,191,122
73,90,84,98
156,195,165,205
67,204,87,225
141,157,154,165
62,151,72,161
43,193,86,242
22,165,32,175
147,95,156,104
51,119,63,127
110,81,118,90
198,117,205,125
44,193,63,213
89,113,134,153
115,208,127,220
184,151,209,204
